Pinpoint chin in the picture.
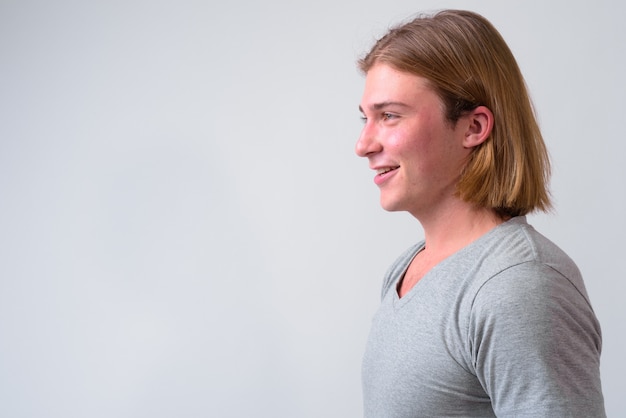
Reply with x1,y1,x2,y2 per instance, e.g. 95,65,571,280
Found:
379,197,405,213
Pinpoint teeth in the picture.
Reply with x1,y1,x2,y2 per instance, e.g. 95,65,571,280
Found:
377,167,398,175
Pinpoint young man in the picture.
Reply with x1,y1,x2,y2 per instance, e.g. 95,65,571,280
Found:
356,10,605,417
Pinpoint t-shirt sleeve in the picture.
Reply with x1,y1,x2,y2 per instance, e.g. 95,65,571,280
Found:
469,262,605,417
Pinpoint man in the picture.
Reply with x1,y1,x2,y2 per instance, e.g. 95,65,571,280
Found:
356,10,605,417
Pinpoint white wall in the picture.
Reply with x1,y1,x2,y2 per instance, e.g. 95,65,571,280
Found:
1,0,624,416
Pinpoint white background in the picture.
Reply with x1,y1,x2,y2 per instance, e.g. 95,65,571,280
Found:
1,0,624,416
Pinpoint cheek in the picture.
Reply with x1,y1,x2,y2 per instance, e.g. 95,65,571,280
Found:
398,134,438,167
388,126,429,156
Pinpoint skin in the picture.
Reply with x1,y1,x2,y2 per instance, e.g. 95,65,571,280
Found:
356,64,503,297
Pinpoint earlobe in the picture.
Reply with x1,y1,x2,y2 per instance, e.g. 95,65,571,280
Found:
463,106,494,148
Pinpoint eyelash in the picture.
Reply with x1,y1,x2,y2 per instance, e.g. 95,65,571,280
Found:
360,112,397,123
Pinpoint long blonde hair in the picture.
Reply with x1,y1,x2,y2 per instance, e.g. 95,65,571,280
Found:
359,10,551,217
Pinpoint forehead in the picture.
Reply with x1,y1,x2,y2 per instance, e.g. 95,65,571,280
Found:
361,64,438,110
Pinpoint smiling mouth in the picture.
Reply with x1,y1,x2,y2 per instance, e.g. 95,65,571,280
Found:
376,166,400,176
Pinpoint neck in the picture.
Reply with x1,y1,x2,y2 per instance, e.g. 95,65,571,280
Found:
413,200,506,258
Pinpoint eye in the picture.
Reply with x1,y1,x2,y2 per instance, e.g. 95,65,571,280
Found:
360,115,368,124
382,112,397,121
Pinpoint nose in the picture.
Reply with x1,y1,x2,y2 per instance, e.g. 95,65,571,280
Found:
355,122,382,158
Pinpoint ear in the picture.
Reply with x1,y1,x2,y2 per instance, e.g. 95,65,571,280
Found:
462,105,494,149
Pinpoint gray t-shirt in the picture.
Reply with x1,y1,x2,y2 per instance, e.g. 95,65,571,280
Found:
362,217,605,417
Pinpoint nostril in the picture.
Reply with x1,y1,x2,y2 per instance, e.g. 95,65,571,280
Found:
355,132,381,158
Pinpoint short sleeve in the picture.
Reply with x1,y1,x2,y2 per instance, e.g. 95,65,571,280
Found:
469,262,605,417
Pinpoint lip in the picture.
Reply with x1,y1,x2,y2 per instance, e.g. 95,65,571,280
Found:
373,166,399,186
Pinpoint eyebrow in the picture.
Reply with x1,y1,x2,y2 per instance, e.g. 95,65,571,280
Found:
359,101,411,113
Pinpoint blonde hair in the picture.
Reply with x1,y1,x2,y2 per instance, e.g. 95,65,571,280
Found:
359,10,551,217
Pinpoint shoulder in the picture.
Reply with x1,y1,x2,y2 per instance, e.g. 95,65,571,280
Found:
469,217,598,333
466,219,605,416
471,260,600,347
476,217,591,303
